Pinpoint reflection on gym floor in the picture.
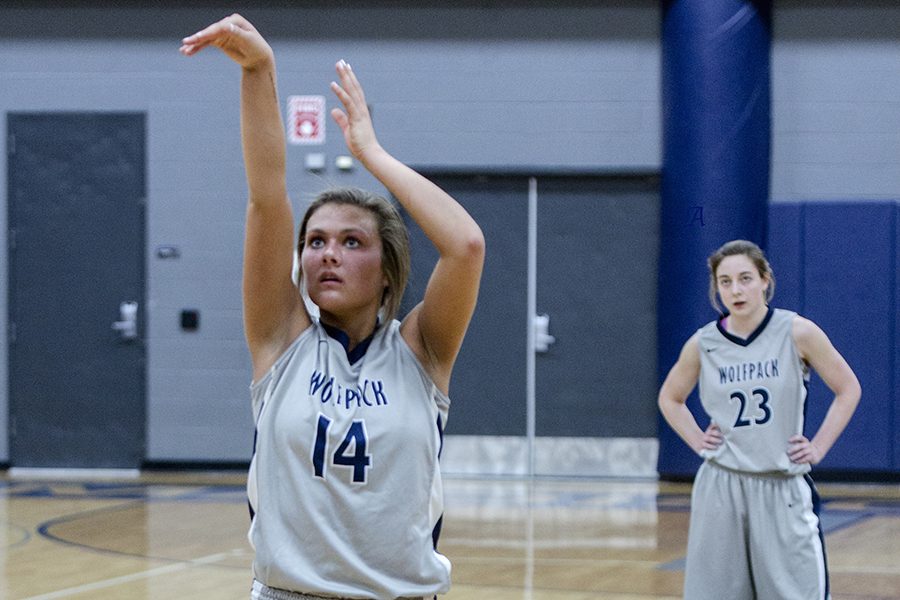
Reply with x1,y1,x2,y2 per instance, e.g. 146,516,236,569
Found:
1,473,899,599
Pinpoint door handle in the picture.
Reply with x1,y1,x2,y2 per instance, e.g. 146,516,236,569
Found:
533,313,556,353
112,301,139,340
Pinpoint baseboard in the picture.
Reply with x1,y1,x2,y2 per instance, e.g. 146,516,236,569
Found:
6,467,140,480
441,435,659,478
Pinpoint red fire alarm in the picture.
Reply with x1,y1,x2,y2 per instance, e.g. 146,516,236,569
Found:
287,95,325,145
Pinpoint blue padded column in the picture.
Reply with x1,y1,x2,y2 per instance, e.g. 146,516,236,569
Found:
657,0,772,478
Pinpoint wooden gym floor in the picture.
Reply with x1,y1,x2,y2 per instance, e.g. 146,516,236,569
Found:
1,471,899,599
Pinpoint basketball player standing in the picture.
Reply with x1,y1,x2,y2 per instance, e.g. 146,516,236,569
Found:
658,240,860,600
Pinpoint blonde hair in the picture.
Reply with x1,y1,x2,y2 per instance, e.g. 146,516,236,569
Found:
297,187,410,324
707,239,775,313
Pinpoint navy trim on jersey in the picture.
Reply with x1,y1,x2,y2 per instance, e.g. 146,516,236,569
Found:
249,427,259,520
716,305,775,347
432,514,443,550
321,320,378,364
802,378,810,429
433,415,445,551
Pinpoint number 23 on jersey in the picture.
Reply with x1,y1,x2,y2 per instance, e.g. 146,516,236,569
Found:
729,386,773,428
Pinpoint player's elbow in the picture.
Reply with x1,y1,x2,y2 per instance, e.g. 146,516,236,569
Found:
844,377,862,409
657,392,678,416
463,226,486,263
454,227,485,273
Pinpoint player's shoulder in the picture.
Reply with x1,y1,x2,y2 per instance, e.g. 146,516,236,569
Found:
694,317,722,346
790,313,827,349
770,306,798,323
679,331,702,366
757,307,800,339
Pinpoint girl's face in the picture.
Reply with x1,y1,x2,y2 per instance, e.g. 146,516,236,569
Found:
715,254,769,318
301,203,386,323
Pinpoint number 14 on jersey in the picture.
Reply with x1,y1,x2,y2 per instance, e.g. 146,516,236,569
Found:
312,413,372,484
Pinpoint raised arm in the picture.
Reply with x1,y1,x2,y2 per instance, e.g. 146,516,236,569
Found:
181,15,308,379
658,334,723,455
330,61,485,391
788,316,861,465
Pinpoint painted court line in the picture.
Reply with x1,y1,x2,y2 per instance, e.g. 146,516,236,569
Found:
20,549,244,599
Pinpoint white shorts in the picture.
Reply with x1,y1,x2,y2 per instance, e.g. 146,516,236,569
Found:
683,461,830,600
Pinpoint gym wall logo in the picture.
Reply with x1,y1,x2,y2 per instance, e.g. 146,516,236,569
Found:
287,95,325,145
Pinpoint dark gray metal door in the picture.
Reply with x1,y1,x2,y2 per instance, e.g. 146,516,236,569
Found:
403,174,659,440
7,112,146,468
402,175,529,436
535,176,660,437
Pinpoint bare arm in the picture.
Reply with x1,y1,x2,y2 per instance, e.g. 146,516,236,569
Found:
658,334,722,455
330,61,485,391
788,316,861,464
181,15,307,380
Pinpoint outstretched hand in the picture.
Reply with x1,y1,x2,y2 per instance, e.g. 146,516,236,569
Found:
179,13,273,70
330,61,381,161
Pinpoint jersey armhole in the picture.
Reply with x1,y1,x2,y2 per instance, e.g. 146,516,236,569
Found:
393,321,451,411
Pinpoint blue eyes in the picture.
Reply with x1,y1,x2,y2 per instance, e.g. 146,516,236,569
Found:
307,237,361,249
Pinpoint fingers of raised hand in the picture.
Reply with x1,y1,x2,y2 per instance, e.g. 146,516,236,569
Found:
330,107,349,132
180,20,227,52
180,14,245,55
334,60,367,109
335,59,350,82
330,80,350,106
